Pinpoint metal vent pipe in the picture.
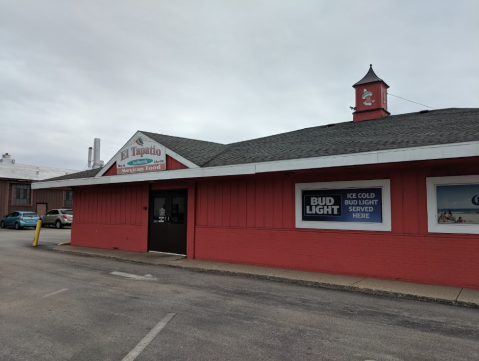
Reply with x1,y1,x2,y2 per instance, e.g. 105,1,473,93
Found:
88,147,93,169
93,138,101,168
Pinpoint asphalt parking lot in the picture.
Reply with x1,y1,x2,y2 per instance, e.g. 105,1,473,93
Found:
1,227,479,361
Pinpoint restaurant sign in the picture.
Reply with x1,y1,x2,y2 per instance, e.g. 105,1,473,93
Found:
116,136,166,174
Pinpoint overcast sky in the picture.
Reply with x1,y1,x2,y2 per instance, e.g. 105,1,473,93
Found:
1,0,478,170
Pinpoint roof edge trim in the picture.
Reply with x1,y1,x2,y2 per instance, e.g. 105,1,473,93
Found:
32,141,479,190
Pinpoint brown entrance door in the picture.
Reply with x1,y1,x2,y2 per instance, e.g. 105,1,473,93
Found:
148,189,187,255
36,203,47,217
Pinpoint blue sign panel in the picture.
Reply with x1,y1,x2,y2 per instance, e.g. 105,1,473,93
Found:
302,188,382,223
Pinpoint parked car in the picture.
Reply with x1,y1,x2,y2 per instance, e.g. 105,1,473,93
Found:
40,209,73,228
1,211,39,230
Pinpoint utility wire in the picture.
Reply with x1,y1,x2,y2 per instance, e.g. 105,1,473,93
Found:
387,93,435,110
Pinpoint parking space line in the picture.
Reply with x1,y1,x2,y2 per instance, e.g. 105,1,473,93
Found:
43,288,68,298
122,313,176,361
111,271,156,281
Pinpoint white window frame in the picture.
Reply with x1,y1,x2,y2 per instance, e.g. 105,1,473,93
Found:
295,179,391,231
426,175,479,234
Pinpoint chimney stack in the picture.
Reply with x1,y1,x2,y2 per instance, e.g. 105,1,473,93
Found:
352,64,390,122
87,147,93,169
93,138,101,169
1,153,15,164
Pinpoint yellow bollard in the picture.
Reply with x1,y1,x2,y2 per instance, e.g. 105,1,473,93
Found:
32,220,42,247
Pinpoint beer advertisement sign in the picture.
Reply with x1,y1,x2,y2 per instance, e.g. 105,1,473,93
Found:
302,188,383,223
436,184,479,225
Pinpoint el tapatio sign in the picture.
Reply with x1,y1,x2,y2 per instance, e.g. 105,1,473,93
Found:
116,136,166,175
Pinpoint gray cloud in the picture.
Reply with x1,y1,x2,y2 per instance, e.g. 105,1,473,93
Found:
1,0,478,170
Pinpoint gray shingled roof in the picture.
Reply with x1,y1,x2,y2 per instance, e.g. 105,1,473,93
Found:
41,108,479,181
203,108,478,167
141,131,227,166
41,168,102,182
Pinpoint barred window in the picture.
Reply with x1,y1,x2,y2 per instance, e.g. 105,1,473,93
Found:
13,184,31,204
64,190,73,207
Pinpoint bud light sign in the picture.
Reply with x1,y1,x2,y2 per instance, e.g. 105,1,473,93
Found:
302,188,382,223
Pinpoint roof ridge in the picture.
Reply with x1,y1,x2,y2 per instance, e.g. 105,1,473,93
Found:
143,108,479,150
204,107,479,149
140,131,225,145
199,144,234,167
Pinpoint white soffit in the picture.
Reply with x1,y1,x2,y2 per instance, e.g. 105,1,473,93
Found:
32,141,479,189
94,131,199,177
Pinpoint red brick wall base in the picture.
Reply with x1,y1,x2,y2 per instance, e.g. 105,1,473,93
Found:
194,226,479,289
71,223,148,252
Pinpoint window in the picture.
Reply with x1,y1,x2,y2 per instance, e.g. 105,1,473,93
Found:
295,179,391,231
426,175,479,234
13,184,31,204
64,191,73,207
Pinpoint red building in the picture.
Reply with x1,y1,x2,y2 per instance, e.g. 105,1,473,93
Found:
33,66,479,289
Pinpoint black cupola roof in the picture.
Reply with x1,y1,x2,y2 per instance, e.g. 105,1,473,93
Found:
353,64,389,87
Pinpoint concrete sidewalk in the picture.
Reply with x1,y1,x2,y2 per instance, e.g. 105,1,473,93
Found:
53,245,479,309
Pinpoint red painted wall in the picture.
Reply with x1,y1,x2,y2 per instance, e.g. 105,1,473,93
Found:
71,157,479,289
353,81,389,121
194,158,479,289
103,162,117,176
353,109,390,122
71,183,150,252
354,81,388,113
72,180,195,253
194,228,478,289
166,155,188,170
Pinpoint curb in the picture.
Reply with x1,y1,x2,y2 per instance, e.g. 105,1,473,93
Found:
52,247,479,309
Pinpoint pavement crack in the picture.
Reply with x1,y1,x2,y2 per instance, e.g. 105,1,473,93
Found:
455,288,464,302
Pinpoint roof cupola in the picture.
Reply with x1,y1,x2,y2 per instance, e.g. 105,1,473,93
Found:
352,65,390,122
